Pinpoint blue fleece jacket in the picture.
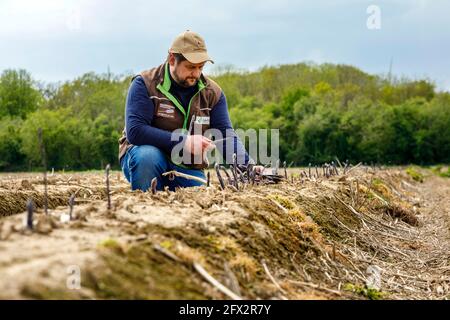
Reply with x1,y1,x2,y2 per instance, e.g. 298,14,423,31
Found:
124,74,250,165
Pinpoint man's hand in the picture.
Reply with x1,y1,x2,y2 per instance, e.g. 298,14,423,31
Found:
253,165,265,174
184,135,214,156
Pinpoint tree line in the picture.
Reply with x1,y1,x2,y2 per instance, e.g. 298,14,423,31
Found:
0,63,449,171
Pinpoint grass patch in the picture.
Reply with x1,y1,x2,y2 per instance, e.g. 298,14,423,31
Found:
343,283,387,300
406,167,424,183
431,165,450,178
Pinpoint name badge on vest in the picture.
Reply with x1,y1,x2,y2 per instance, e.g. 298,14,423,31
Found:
195,116,210,125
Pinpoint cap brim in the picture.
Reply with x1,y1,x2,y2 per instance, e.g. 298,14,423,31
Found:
182,52,214,64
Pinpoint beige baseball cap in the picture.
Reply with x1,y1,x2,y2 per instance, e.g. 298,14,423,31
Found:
169,30,214,64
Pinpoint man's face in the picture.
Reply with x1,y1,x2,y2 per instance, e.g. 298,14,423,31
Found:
169,54,205,88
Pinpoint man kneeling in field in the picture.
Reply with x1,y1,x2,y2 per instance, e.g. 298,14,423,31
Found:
118,30,260,191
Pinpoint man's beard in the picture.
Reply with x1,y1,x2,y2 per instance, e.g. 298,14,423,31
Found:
173,72,198,88
178,77,198,88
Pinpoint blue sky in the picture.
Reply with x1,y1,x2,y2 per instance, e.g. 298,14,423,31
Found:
1,0,449,91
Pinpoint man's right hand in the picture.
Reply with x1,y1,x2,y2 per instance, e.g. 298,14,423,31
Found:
184,135,214,156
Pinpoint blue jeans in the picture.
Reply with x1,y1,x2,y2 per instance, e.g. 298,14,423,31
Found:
120,145,206,191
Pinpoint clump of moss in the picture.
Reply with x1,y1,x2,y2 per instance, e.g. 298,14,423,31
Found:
159,240,174,249
268,194,295,210
371,178,392,201
440,168,450,178
98,238,119,248
406,167,424,183
298,220,325,246
84,242,208,299
173,243,207,265
229,254,259,281
215,236,240,253
343,283,387,300
97,238,125,255
298,221,320,234
371,178,384,186
288,208,307,221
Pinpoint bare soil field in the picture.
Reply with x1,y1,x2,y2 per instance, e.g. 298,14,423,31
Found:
0,166,448,299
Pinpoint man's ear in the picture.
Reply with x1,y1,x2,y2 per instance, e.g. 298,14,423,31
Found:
168,53,176,66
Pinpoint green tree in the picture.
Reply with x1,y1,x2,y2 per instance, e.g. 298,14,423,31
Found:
0,69,42,119
20,108,83,169
0,117,26,170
